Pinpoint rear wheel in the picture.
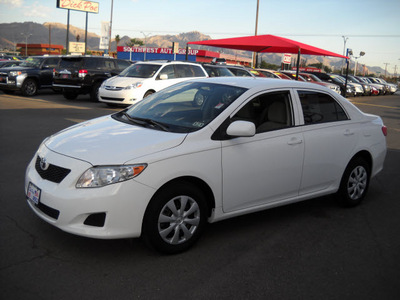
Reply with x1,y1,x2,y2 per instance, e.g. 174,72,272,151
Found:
336,157,370,207
90,82,102,102
21,78,37,96
142,181,207,254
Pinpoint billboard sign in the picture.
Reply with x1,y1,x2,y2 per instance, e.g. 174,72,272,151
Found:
282,53,292,65
57,0,99,14
99,21,110,50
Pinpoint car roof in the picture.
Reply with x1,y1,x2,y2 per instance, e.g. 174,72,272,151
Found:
187,76,327,90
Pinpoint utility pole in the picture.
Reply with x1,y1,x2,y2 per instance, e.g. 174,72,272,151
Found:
341,36,348,74
108,0,114,55
383,63,390,77
252,0,260,68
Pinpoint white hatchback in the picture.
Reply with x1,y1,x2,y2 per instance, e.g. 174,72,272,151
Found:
98,61,208,106
25,77,387,254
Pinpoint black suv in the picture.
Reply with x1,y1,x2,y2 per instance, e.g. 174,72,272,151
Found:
0,56,60,96
53,56,132,101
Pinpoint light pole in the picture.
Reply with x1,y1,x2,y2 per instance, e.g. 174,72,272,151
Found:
353,51,365,76
141,31,151,61
341,36,348,74
21,33,32,56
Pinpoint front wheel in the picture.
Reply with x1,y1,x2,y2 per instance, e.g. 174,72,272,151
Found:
21,78,38,96
142,181,208,254
336,157,370,207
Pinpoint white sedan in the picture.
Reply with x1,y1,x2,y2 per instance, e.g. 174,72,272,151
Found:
25,77,387,253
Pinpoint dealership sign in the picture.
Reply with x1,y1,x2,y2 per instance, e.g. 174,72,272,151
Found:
57,0,99,13
282,54,292,65
119,46,200,56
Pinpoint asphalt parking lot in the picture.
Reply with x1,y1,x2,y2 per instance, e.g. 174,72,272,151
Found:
1,90,399,300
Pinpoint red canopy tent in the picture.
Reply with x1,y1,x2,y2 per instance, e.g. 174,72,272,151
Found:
188,34,348,79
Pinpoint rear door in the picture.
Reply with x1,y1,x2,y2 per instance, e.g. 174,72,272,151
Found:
296,90,357,195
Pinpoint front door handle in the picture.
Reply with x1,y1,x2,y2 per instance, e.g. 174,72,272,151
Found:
287,137,303,145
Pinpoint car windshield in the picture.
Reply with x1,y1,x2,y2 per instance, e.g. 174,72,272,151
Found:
119,63,161,78
20,57,43,68
308,74,322,82
331,75,345,83
117,81,247,133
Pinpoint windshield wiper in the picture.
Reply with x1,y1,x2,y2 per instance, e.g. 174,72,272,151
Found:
121,112,170,132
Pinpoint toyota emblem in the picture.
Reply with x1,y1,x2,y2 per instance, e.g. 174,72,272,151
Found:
40,157,49,170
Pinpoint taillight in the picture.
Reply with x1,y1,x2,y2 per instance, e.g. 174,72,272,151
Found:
78,69,88,78
53,68,55,76
382,125,387,136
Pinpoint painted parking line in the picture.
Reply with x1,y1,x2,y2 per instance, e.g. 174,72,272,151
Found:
0,95,90,110
350,102,399,110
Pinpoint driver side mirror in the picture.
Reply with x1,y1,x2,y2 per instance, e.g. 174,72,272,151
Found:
226,121,256,137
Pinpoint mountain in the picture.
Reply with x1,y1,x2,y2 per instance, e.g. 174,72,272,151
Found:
0,22,388,76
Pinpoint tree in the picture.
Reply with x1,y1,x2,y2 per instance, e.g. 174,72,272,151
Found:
260,60,279,70
115,34,120,47
125,38,144,47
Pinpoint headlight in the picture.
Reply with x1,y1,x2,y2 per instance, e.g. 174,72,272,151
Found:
9,71,23,77
124,82,143,90
76,164,147,188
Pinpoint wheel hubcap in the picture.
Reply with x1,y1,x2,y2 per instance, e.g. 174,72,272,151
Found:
347,166,367,200
158,195,200,245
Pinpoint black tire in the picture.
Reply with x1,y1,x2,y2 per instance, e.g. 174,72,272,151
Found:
21,78,38,96
142,181,208,254
90,82,102,102
143,90,154,98
336,157,370,207
63,91,78,100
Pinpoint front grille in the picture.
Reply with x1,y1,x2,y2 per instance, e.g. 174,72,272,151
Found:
105,86,123,91
35,156,71,183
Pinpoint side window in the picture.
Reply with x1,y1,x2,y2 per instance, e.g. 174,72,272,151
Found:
298,90,349,125
232,91,293,133
104,59,115,70
157,65,175,79
83,58,99,69
43,57,59,68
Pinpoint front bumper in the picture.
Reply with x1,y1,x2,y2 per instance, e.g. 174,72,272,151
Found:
98,87,143,105
25,146,155,239
0,73,27,90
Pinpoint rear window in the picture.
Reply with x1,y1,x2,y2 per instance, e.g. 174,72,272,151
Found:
59,58,82,69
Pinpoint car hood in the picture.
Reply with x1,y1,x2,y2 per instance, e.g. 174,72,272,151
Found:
0,65,33,72
44,115,186,165
104,76,147,87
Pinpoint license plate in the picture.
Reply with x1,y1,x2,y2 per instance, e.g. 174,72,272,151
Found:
27,182,41,205
62,74,69,79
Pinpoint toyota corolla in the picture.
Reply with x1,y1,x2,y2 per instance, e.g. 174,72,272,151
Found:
25,77,387,253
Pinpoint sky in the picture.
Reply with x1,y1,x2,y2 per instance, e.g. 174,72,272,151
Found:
0,0,399,72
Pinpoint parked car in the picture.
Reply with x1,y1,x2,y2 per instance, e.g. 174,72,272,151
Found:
53,55,133,101
226,65,255,77
211,58,227,65
201,63,234,77
98,61,208,106
0,56,60,96
338,75,371,96
25,77,387,254
299,72,341,94
356,76,384,95
373,78,397,94
304,72,355,97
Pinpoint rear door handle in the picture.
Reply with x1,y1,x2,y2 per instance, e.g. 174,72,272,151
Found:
344,129,354,136
287,137,303,145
